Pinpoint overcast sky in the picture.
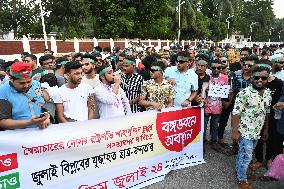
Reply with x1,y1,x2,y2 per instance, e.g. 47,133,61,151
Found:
273,0,284,18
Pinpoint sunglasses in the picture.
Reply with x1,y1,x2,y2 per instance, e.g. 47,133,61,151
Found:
276,61,284,64
118,59,124,62
253,76,268,81
150,69,159,72
211,66,222,70
243,64,253,68
222,60,227,63
177,60,187,64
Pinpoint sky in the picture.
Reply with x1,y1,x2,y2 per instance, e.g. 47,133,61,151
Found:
273,0,284,18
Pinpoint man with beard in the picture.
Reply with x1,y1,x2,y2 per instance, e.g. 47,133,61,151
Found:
94,54,103,73
81,54,100,119
94,65,131,119
139,61,174,111
232,66,272,189
191,59,210,106
250,63,283,170
0,62,50,130
39,54,55,70
120,55,143,113
164,51,198,107
81,54,100,88
54,61,95,122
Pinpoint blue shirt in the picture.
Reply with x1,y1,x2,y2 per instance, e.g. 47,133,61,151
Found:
164,67,198,106
0,80,44,128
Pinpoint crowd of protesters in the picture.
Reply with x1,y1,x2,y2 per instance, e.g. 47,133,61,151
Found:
0,41,284,189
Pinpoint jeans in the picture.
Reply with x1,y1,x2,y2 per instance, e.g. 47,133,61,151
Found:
236,136,258,181
204,113,220,142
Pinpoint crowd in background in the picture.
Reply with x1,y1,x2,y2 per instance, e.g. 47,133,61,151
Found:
0,42,284,189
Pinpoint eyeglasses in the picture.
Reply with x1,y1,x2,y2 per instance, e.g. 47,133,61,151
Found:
253,76,268,81
150,69,159,72
211,67,222,70
243,64,253,68
23,60,31,63
177,60,187,64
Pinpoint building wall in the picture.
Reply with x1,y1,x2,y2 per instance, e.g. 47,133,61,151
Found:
0,39,228,55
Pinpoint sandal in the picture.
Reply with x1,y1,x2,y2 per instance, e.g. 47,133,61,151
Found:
249,162,263,170
237,181,254,189
258,175,278,181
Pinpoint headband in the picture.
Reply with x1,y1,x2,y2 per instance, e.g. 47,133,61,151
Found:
255,64,271,70
198,60,208,65
10,62,32,79
151,66,163,71
211,63,222,68
82,58,95,64
57,61,68,66
99,67,112,76
41,69,55,76
252,71,269,77
126,59,135,65
177,56,190,62
243,60,255,65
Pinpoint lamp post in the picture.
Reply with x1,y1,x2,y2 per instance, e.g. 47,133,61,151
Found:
177,0,186,43
279,30,282,42
39,0,48,49
269,27,273,43
249,22,256,42
226,14,233,40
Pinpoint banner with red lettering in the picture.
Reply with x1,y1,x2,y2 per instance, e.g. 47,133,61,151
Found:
0,107,204,189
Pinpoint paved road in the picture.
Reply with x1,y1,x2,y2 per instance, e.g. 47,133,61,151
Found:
145,127,284,189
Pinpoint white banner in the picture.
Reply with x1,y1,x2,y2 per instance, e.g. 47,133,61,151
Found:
0,107,204,189
208,84,230,98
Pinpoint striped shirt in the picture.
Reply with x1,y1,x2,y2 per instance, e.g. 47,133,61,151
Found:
120,73,143,113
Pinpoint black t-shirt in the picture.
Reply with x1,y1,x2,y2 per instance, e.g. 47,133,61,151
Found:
229,62,242,72
267,77,283,117
191,74,210,106
0,99,12,131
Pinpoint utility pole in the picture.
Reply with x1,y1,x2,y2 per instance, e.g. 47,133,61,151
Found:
177,0,185,43
39,0,48,49
226,14,233,40
250,22,256,42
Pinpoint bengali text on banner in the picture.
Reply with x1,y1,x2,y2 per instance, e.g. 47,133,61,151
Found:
0,107,204,189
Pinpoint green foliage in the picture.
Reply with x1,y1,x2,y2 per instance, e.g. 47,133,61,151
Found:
0,0,278,42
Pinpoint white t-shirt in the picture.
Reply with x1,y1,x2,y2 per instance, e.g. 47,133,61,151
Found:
54,83,94,121
94,83,131,119
81,74,100,88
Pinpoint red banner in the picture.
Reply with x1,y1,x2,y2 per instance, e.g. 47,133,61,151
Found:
0,153,18,173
